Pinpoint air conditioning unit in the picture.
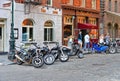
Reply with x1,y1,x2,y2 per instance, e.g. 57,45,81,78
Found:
25,0,31,3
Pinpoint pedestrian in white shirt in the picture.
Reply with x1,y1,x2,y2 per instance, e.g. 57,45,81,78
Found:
84,32,90,51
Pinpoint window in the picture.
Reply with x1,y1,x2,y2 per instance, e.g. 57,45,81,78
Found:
67,0,73,5
115,1,117,12
92,0,96,9
0,27,2,39
44,21,53,41
22,19,33,41
64,25,72,38
108,0,111,11
114,26,118,38
47,0,52,6
81,0,85,7
64,16,73,24
78,17,86,23
89,18,97,25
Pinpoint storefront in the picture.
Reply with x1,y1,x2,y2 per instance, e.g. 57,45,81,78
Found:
74,23,99,43
61,4,100,46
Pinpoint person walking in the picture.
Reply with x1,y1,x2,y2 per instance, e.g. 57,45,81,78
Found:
84,32,90,51
78,30,83,48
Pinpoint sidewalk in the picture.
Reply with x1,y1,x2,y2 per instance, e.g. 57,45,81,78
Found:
0,54,14,66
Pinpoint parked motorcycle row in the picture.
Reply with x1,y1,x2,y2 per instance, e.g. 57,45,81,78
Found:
14,41,84,68
13,39,120,68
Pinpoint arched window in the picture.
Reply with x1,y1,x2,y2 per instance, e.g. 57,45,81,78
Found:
22,19,34,41
108,23,112,37
114,23,118,39
44,20,53,41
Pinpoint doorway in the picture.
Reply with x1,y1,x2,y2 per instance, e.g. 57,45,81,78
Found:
0,26,4,51
81,29,87,44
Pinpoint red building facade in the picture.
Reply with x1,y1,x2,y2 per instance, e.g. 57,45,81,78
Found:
60,0,100,45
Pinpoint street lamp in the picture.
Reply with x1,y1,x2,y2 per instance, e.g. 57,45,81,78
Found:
8,0,15,61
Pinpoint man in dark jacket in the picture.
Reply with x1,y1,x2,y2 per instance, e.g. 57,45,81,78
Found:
78,31,82,48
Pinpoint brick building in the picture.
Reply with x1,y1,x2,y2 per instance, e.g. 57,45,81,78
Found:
60,0,100,45
104,0,120,40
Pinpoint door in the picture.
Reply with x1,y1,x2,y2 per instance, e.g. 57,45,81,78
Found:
0,26,3,51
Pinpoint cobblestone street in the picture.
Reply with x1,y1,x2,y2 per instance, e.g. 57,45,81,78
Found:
0,53,120,81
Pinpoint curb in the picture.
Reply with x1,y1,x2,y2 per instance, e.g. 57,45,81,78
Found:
0,52,8,55
0,62,16,66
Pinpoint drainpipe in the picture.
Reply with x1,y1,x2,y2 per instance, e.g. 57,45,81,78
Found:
100,0,105,34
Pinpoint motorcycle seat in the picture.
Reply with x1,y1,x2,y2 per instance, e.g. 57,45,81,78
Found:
62,46,71,50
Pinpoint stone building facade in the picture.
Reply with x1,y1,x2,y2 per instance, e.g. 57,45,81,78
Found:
0,0,62,52
104,0,120,40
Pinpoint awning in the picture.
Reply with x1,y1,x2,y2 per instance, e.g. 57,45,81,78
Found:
77,23,98,29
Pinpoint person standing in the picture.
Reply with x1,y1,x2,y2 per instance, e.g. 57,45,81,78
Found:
78,30,82,48
84,32,90,51
67,35,74,49
99,34,104,45
104,33,110,45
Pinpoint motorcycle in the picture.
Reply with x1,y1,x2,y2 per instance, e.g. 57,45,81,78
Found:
41,43,55,65
50,42,69,62
92,43,109,53
107,41,117,54
62,42,84,58
116,40,120,52
15,42,44,68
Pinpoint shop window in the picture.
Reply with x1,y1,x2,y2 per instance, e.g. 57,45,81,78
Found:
44,21,53,41
64,25,72,38
89,29,98,39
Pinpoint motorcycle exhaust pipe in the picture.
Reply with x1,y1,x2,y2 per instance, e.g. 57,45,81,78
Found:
15,54,24,62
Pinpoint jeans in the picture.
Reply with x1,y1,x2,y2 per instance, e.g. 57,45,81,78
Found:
84,42,90,50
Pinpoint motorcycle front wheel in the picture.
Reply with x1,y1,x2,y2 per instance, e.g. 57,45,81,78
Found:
77,51,84,59
59,53,69,62
32,56,44,68
43,54,55,65
109,46,116,54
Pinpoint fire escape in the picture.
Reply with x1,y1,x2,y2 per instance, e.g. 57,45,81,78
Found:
24,0,42,14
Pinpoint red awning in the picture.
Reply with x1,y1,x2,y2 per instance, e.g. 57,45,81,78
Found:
77,23,98,29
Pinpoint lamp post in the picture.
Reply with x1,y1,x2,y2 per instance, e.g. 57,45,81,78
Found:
8,0,15,61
